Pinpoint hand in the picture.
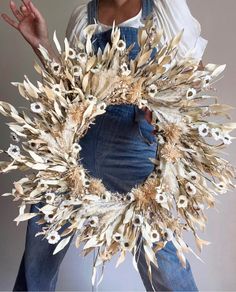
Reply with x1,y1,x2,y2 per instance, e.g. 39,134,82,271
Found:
1,0,49,49
143,106,153,125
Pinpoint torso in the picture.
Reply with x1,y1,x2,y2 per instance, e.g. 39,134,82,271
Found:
87,0,155,130
97,0,142,26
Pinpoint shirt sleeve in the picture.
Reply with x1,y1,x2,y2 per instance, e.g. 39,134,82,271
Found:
153,0,208,61
65,3,88,47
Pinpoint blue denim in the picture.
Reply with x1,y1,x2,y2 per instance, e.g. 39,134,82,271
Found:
12,0,199,290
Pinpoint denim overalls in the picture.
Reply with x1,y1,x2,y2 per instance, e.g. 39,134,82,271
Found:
12,0,199,291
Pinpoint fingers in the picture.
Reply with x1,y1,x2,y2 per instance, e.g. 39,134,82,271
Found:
21,0,31,11
1,13,19,29
9,0,23,21
20,4,30,16
28,1,42,20
21,0,35,17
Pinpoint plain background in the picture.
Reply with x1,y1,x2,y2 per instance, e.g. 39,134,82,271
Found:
0,0,236,291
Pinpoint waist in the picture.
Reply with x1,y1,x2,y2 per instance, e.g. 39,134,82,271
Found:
105,104,146,119
105,104,136,115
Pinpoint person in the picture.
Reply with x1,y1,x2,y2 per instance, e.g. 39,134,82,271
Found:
1,0,208,291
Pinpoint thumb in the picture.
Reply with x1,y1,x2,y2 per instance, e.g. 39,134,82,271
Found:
144,108,152,125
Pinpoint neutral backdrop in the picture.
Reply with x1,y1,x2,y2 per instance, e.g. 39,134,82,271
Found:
0,0,236,291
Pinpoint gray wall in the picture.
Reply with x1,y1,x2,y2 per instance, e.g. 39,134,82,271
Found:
0,0,236,290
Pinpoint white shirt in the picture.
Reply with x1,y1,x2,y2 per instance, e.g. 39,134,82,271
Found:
65,0,208,61
96,7,143,31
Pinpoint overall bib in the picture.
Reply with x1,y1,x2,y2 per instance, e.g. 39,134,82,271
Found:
13,0,199,291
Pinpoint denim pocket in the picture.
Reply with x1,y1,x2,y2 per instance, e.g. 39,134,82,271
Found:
137,119,158,146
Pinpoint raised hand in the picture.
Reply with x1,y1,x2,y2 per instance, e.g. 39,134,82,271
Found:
1,0,49,49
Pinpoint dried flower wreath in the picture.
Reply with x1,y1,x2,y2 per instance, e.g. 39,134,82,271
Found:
0,16,236,287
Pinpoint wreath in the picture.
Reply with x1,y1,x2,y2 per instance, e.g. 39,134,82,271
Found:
1,16,236,287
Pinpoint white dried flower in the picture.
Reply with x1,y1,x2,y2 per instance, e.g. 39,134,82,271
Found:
187,171,200,183
85,94,97,103
147,84,158,97
121,238,131,250
186,88,197,100
214,181,228,194
120,62,131,76
68,48,76,59
30,102,44,113
132,214,143,226
77,52,87,63
51,61,61,75
29,141,39,150
185,182,197,196
177,195,188,208
83,179,90,188
211,128,223,141
72,65,82,77
72,143,82,154
88,216,99,227
162,228,174,241
52,84,62,95
112,232,123,242
202,75,211,87
46,230,61,244
155,192,167,204
7,144,21,158
150,230,160,242
98,102,107,111
125,192,135,202
44,213,55,223
101,191,111,202
45,192,56,204
10,132,20,143
198,123,209,137
222,133,232,145
161,75,168,81
156,166,163,177
38,181,48,190
116,40,126,51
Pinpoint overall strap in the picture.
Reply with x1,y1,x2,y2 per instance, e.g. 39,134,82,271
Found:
87,0,98,25
87,0,154,25
141,0,154,20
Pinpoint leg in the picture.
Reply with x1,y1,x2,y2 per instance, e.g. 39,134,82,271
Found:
13,111,106,291
93,109,198,291
13,201,75,291
135,234,199,291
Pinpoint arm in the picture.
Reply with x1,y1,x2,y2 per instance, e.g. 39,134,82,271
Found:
1,0,60,68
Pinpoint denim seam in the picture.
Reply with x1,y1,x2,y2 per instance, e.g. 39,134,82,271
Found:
94,114,106,177
137,121,155,146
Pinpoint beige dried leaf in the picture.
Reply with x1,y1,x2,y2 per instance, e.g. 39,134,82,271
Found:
13,212,38,223
53,235,72,255
137,50,153,67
